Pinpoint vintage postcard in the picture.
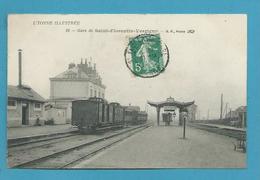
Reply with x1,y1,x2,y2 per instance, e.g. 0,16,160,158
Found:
7,14,246,169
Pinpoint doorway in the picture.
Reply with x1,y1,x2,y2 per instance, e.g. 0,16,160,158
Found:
22,102,29,125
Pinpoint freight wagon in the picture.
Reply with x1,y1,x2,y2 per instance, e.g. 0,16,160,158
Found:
72,97,148,133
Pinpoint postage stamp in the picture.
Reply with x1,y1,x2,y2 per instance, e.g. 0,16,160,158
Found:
124,34,169,78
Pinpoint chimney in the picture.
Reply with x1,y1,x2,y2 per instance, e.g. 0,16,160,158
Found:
68,63,76,69
18,49,22,87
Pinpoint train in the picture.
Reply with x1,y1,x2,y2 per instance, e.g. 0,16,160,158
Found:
71,97,148,133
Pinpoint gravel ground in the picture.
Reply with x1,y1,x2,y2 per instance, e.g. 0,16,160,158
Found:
8,126,142,168
74,125,246,168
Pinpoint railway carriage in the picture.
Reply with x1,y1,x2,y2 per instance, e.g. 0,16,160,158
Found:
124,109,138,125
137,111,148,124
72,97,148,134
109,102,125,124
124,106,148,125
72,97,109,133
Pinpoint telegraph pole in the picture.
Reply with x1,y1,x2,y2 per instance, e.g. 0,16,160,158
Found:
223,103,228,118
220,93,223,120
183,116,186,139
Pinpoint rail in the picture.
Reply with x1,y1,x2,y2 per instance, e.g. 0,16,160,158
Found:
10,123,151,168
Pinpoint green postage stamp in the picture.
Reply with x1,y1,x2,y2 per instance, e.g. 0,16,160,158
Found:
125,34,169,78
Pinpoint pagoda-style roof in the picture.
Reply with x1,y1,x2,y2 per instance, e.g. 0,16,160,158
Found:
147,97,195,108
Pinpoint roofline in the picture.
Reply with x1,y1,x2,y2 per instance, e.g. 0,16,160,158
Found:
49,78,106,88
47,98,77,101
147,100,195,108
8,96,45,103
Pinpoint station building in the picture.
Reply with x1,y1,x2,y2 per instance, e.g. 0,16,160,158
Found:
48,59,106,123
43,104,67,125
8,85,45,127
225,106,247,128
7,49,45,127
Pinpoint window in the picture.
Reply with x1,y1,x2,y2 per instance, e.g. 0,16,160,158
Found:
102,93,104,98
8,100,17,109
66,73,76,79
98,92,101,98
34,103,42,111
94,90,97,97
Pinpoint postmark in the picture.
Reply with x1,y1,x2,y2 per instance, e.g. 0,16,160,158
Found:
124,34,169,78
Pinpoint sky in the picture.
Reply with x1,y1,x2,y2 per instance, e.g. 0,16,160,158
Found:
8,14,247,119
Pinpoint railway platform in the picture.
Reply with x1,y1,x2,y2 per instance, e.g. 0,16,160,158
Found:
74,125,246,168
194,123,246,131
8,124,76,140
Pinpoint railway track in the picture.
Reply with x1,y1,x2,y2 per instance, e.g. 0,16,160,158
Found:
8,125,124,149
188,123,246,139
8,130,79,148
9,124,150,169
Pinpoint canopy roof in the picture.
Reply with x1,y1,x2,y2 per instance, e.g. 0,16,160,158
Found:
147,97,195,108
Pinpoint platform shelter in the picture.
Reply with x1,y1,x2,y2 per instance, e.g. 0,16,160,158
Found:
147,97,195,126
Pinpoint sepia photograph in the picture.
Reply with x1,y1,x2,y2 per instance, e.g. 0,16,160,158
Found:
7,14,246,169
